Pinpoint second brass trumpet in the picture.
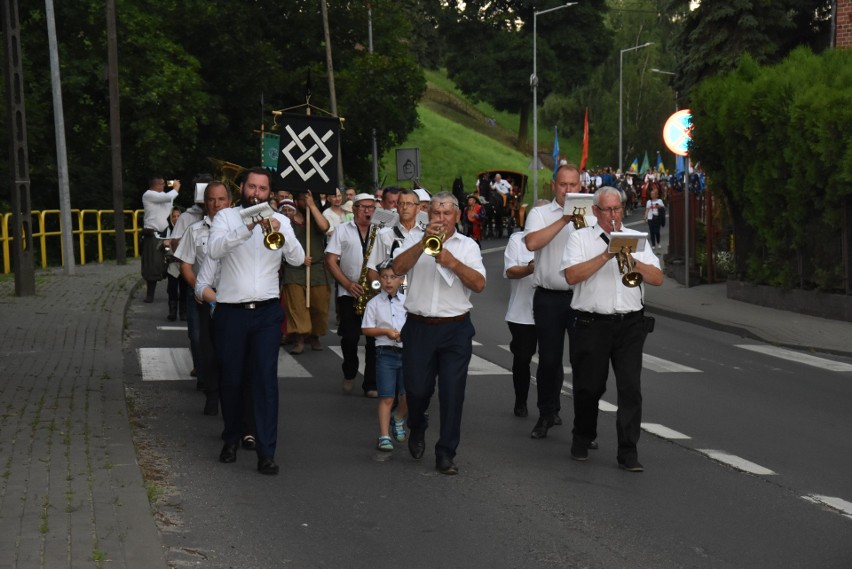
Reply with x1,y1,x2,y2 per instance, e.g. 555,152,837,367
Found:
423,231,446,256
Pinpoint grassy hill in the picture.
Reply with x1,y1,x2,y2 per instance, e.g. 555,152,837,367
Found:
378,69,580,202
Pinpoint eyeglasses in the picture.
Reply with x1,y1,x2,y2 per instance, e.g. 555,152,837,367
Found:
594,205,624,215
397,202,418,208
354,205,376,211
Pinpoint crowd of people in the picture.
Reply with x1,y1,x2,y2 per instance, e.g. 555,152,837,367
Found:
139,163,664,477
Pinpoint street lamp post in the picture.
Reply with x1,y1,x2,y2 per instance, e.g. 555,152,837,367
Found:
651,68,677,111
618,42,653,174
532,2,576,202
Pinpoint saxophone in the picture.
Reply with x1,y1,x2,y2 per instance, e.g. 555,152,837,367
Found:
354,224,380,315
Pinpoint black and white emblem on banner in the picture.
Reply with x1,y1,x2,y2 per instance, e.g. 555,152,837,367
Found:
276,114,340,194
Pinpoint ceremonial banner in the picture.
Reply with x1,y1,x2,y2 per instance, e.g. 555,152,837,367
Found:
551,127,560,180
579,107,589,172
275,113,340,194
262,133,280,169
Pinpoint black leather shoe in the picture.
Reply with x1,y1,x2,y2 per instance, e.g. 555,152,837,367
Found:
530,415,555,439
436,456,458,475
203,395,219,416
618,457,644,472
513,403,528,418
570,444,588,461
553,413,563,426
241,435,256,450
219,442,238,463
589,440,599,450
408,429,425,460
257,456,279,475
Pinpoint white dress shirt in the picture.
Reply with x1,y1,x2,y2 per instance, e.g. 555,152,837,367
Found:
142,189,178,232
361,290,407,348
366,223,413,271
503,232,535,325
206,206,304,303
325,221,372,298
561,225,661,314
395,228,485,317
174,217,211,275
523,200,595,291
170,205,203,240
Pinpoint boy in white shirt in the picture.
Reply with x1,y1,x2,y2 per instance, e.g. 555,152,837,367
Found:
362,262,408,451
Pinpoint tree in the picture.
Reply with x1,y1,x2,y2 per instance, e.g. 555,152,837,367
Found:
666,0,833,101
441,0,612,150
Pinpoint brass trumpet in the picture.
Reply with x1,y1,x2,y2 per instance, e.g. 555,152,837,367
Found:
251,197,285,250
571,206,588,229
616,246,643,287
423,231,446,256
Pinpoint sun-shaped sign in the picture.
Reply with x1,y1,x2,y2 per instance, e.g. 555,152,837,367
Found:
663,109,692,157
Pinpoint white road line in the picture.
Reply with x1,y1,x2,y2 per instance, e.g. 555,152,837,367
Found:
157,325,188,331
642,354,701,373
802,495,852,520
499,345,572,374
329,346,509,376
138,347,193,381
277,350,312,378
696,449,776,475
736,344,852,372
598,400,618,412
138,347,311,381
641,423,691,440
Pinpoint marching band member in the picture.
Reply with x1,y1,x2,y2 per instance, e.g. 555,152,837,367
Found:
392,192,486,475
562,186,662,472
205,167,304,475
523,164,590,439
325,193,379,397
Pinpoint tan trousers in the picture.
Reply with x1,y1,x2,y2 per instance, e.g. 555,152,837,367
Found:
282,283,331,336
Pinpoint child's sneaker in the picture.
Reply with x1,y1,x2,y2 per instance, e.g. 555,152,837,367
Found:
391,416,407,443
377,435,394,452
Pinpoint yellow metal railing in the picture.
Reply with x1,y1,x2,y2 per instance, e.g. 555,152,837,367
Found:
1,209,145,274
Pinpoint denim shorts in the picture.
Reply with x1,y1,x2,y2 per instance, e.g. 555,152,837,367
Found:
375,347,405,398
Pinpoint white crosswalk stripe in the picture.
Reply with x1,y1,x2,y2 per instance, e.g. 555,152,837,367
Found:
327,346,509,376
500,345,700,374
736,344,852,372
696,449,776,475
137,347,311,381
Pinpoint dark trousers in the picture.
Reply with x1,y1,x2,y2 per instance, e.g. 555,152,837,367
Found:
185,287,200,370
197,302,218,397
213,302,282,458
647,219,661,247
508,321,537,405
569,313,646,461
532,288,575,418
402,316,474,461
337,295,376,392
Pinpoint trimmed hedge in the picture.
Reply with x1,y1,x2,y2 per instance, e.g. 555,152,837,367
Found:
691,47,852,291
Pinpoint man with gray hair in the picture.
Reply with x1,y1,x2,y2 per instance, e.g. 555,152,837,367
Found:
562,186,662,472
393,192,486,475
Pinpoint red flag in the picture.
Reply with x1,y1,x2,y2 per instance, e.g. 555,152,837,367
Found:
580,107,589,171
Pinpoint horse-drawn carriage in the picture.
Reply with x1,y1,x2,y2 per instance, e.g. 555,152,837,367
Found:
474,169,528,238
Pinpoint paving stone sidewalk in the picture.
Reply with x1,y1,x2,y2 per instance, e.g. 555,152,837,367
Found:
0,261,167,569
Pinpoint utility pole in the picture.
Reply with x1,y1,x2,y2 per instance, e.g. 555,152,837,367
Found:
107,0,126,264
320,0,344,185
2,0,36,295
45,0,75,275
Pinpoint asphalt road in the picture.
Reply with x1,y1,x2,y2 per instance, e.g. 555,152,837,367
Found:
125,228,852,568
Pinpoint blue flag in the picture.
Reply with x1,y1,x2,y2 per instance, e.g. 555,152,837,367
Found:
552,127,560,180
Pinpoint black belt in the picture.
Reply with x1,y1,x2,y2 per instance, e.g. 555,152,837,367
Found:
538,288,573,295
218,298,278,310
376,345,403,353
407,312,469,325
578,310,642,321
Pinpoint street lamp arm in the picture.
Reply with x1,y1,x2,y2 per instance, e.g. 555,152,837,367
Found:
534,2,578,17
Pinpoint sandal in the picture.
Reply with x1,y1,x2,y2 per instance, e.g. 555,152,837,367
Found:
376,435,394,452
391,417,406,443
